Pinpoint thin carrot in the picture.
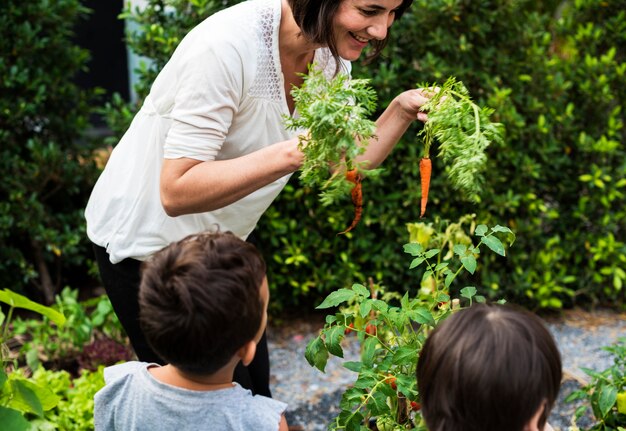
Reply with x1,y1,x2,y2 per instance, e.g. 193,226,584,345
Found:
338,168,363,235
419,157,432,218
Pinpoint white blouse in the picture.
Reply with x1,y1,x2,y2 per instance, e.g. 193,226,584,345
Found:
85,0,350,263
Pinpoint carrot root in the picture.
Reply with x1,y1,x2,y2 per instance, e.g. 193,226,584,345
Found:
419,157,432,218
338,169,363,235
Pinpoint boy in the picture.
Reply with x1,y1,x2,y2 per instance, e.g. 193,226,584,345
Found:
416,303,562,431
94,231,288,430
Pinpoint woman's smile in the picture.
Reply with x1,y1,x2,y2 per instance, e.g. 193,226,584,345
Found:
333,0,404,60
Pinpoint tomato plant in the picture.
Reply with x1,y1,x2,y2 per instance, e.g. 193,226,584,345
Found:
305,218,514,430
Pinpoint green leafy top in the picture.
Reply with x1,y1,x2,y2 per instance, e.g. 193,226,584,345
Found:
284,67,378,206
418,77,505,200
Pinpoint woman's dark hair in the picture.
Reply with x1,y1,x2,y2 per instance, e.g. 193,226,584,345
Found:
416,303,562,431
287,0,414,65
139,231,266,376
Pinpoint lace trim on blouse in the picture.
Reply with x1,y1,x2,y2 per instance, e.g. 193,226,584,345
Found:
248,0,282,102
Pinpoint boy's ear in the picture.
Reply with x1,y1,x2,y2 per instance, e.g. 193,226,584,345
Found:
524,402,552,431
238,340,257,366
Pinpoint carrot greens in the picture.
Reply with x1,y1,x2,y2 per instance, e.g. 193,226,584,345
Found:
417,77,504,202
284,67,379,207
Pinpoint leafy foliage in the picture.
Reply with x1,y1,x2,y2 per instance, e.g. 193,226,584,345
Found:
12,288,128,372
567,337,626,431
285,68,377,206
305,221,513,430
0,0,102,303
418,77,504,199
29,366,105,431
0,289,66,430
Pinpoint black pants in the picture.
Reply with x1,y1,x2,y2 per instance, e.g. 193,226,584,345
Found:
92,242,271,397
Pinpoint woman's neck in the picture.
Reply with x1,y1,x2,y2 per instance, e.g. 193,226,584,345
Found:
279,0,319,63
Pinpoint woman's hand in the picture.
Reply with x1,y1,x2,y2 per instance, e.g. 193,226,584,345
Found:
393,87,439,123
357,87,437,168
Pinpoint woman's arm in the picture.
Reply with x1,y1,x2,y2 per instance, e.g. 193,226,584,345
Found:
160,138,303,217
357,88,432,168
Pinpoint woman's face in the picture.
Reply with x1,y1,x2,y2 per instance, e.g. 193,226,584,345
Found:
332,0,404,61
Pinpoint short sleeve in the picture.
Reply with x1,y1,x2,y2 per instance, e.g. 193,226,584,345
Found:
164,41,244,161
251,394,288,430
103,361,148,384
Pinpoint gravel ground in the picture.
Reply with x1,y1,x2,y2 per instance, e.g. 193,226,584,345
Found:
267,309,626,431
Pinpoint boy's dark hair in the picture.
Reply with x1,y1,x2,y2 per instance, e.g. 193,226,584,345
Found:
416,303,562,431
138,231,266,376
287,0,414,66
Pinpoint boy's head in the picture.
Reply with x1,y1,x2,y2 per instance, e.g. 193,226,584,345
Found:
416,303,562,431
139,231,268,376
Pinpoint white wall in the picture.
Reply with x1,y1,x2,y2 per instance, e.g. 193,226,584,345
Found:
124,0,152,104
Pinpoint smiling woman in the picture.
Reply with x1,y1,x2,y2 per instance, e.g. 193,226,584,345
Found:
289,0,413,63
85,0,428,426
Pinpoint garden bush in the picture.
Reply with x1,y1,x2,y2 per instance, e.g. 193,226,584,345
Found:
0,0,102,304
101,0,625,312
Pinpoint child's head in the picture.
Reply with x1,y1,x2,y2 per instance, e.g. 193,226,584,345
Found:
416,303,562,431
138,231,268,376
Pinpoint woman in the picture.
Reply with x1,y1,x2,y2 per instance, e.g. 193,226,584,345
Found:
86,0,430,397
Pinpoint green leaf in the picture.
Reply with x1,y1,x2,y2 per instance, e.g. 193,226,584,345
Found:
574,405,588,420
403,243,424,256
444,271,456,288
343,361,363,373
352,283,370,298
354,374,378,389
409,257,425,269
0,369,6,389
305,337,329,372
453,244,467,256
460,286,477,300
7,379,44,417
481,235,505,256
475,225,488,236
400,292,410,310
371,299,389,314
424,249,440,259
491,224,515,242
345,411,365,431
434,262,449,271
396,374,418,398
0,406,29,431
0,289,66,327
392,346,417,366
407,307,435,326
436,293,450,303
361,337,378,367
359,300,372,319
598,385,618,418
324,325,345,358
316,288,355,309
461,255,477,274
367,391,389,416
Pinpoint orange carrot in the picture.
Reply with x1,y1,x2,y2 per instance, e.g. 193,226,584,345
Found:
419,157,431,218
338,168,363,235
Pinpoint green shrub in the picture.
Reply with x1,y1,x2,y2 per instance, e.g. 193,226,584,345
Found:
0,0,102,303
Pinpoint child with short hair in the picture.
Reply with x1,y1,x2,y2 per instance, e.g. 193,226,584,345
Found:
94,231,288,430
416,303,562,431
